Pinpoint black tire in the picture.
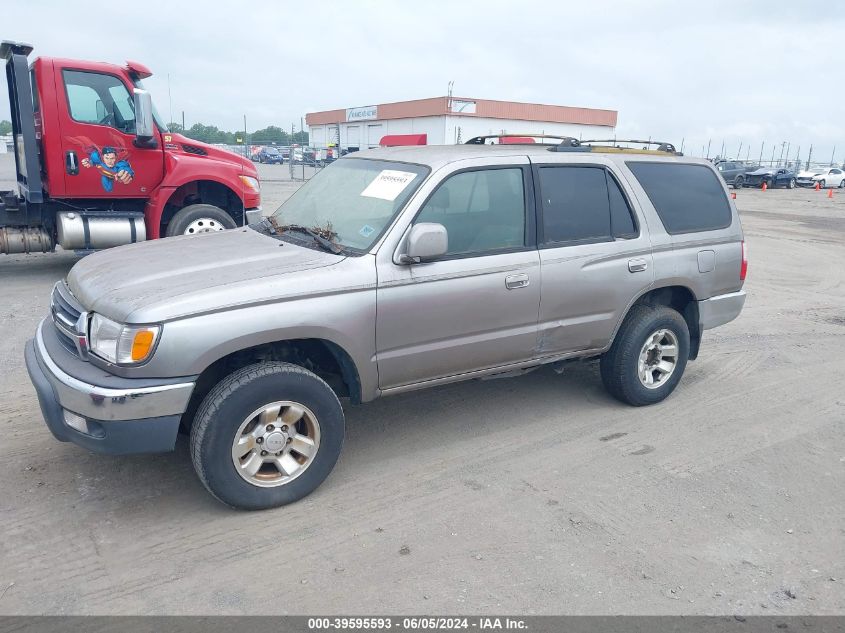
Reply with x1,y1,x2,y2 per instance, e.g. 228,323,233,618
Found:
165,203,237,237
600,304,690,406
733,176,744,189
839,179,845,189
190,362,345,510
819,179,826,189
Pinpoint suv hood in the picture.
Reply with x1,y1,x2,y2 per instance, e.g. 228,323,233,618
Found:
67,229,343,323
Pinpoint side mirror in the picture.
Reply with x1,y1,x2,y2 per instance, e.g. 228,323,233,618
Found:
399,223,448,264
133,89,155,141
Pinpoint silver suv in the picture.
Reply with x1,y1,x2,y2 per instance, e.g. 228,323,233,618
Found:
26,139,747,509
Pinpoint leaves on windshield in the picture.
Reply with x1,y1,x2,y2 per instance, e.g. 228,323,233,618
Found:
266,216,343,254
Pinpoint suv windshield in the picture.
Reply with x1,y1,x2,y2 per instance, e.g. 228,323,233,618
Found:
269,158,429,252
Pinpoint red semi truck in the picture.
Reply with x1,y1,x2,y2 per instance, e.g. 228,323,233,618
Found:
0,41,261,255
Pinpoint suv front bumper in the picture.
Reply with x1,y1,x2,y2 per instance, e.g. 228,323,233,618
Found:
25,319,196,455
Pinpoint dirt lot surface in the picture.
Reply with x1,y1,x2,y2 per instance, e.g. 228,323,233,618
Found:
0,155,843,615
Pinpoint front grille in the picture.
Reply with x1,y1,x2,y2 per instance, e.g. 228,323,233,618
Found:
51,282,86,356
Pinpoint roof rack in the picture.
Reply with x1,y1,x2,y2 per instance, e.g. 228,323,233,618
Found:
464,135,682,156
464,134,581,146
561,139,682,155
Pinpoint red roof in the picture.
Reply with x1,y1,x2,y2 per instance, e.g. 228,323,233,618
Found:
307,97,617,127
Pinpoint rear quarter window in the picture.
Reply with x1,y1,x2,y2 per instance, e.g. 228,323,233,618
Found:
627,162,732,234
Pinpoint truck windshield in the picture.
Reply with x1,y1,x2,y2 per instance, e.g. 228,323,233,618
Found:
269,158,429,252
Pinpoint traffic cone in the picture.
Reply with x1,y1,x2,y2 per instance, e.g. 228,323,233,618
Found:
815,181,821,191
828,188,834,199
762,181,767,191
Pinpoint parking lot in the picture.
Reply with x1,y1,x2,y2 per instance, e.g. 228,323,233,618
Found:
0,154,843,615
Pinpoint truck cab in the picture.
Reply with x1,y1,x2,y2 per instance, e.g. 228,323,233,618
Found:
0,41,261,255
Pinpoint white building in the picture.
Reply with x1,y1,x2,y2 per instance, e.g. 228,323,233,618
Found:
306,96,617,150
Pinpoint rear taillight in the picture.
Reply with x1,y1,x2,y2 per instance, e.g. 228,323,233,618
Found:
740,240,748,281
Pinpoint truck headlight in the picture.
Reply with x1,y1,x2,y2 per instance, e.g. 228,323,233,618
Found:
89,314,160,365
239,175,260,193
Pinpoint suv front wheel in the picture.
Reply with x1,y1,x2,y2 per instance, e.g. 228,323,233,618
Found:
600,305,690,406
190,362,345,510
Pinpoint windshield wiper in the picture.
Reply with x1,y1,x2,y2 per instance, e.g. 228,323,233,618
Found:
267,217,343,255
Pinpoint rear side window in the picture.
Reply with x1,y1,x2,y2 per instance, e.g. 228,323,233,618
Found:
538,166,638,244
627,162,732,234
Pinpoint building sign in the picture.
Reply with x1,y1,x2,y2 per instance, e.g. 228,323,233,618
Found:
450,99,477,114
346,105,378,121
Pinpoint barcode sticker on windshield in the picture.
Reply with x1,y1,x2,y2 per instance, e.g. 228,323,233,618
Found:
360,170,417,201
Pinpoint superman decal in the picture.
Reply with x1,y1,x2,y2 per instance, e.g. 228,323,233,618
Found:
80,145,134,192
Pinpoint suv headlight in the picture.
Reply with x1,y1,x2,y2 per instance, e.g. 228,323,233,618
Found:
89,314,160,365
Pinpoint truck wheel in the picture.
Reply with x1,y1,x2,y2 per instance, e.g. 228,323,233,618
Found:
600,304,690,406
166,204,237,237
190,362,345,510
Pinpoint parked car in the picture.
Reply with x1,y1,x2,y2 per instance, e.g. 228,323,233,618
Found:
715,160,760,189
26,142,747,509
292,147,320,166
743,167,797,189
796,166,845,188
257,147,284,164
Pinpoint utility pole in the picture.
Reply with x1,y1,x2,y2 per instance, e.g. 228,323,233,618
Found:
719,140,725,159
706,139,711,160
770,145,776,165
745,145,750,161
181,110,185,131
737,141,742,161
167,73,173,128
778,141,786,167
758,141,764,165
831,146,837,167
806,144,813,171
794,146,800,172
243,114,248,160
680,137,685,154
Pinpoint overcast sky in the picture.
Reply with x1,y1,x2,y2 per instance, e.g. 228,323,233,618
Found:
3,0,842,163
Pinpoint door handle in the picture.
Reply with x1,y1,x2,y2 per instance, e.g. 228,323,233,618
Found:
66,150,79,176
628,258,648,273
505,273,530,289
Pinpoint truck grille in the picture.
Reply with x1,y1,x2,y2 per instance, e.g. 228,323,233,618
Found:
50,282,88,357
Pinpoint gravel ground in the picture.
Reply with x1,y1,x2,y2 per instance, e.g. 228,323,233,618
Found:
0,154,843,615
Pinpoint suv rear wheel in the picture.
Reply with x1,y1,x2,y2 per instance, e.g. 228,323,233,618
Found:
190,362,345,510
733,175,744,189
600,305,690,406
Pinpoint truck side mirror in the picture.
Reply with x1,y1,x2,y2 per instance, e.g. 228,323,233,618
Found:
399,223,448,264
133,89,155,144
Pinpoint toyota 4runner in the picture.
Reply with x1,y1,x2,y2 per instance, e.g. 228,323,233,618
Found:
26,137,747,510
